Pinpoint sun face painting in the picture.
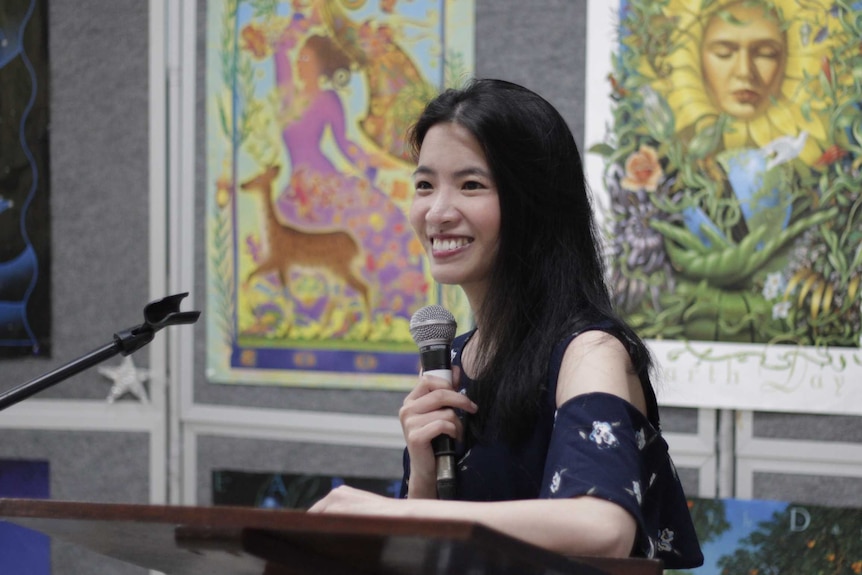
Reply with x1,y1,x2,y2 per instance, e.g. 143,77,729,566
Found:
594,0,862,347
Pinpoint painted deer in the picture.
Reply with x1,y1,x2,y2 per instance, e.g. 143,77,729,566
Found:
241,165,371,336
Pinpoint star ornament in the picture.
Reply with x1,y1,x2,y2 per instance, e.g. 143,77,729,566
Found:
98,356,150,404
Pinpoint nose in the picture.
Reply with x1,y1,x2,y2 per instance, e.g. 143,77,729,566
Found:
425,189,458,225
734,49,755,81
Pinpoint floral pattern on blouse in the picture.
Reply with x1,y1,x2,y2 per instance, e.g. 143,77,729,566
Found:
657,528,675,553
588,420,620,448
540,392,702,567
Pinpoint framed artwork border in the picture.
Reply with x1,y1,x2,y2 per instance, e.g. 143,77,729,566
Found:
584,0,862,415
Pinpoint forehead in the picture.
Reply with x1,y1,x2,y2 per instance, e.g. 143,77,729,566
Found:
417,122,488,168
704,5,783,41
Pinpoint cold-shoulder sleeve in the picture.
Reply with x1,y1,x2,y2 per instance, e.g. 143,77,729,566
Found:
540,392,703,569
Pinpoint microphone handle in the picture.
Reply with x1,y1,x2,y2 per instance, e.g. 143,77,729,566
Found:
420,345,457,500
431,435,456,500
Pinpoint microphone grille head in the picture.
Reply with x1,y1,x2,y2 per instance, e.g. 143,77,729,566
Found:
409,305,457,346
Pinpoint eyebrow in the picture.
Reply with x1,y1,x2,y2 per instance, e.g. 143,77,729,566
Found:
705,39,784,49
412,165,492,179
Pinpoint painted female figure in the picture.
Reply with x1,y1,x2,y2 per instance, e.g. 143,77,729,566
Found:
241,11,427,340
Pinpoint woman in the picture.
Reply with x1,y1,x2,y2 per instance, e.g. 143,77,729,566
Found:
310,79,703,568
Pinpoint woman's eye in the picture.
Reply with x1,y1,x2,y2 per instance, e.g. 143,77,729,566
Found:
707,42,736,59
414,180,432,194
755,47,779,59
463,180,484,190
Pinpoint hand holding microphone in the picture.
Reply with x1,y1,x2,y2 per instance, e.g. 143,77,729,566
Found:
409,305,459,500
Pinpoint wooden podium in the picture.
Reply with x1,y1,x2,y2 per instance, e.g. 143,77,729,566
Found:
0,498,663,575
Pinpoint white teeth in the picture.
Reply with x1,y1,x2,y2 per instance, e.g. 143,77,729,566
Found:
432,237,470,251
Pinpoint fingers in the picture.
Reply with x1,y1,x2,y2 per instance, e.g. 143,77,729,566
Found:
402,408,464,447
403,371,453,400
403,371,476,412
397,368,475,496
308,486,385,514
308,485,355,512
399,372,477,469
398,375,478,431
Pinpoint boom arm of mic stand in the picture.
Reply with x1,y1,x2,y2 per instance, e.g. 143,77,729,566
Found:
0,293,200,412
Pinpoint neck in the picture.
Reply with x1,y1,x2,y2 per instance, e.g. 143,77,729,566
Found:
460,328,482,380
461,283,487,324
301,77,321,97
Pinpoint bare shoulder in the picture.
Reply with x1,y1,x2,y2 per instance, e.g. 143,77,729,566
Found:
555,330,647,416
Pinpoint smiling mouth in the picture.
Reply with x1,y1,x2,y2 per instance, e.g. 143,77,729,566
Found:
431,237,472,253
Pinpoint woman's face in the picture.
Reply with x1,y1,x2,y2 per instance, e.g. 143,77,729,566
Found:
409,122,500,307
701,3,786,120
297,44,321,88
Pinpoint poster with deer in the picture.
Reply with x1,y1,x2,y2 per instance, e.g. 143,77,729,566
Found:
0,0,51,358
205,0,474,388
584,0,862,414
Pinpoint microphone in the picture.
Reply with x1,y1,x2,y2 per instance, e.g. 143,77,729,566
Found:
409,305,458,500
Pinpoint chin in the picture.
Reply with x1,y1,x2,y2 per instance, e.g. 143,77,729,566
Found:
726,103,761,120
429,272,462,286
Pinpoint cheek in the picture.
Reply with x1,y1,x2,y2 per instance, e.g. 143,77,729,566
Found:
701,56,725,89
479,209,502,247
408,200,425,235
756,59,781,88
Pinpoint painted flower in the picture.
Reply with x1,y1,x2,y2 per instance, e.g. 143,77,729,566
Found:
772,300,791,319
607,167,678,313
609,167,678,276
622,145,664,192
814,144,848,167
216,179,232,209
640,85,675,140
241,24,269,59
762,272,786,300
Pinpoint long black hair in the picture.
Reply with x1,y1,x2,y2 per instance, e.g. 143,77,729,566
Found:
409,79,653,444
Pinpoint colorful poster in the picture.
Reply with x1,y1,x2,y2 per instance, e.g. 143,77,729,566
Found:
205,0,474,388
585,0,862,413
677,497,862,575
0,0,51,358
0,460,50,574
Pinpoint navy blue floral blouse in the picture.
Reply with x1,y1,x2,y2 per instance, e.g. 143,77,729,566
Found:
400,328,704,570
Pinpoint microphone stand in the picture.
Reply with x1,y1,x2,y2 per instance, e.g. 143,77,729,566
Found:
0,293,200,412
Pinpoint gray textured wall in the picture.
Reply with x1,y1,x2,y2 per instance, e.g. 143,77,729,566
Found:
1,1,151,573
2,0,150,400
